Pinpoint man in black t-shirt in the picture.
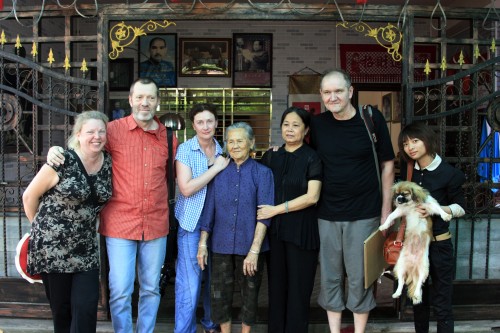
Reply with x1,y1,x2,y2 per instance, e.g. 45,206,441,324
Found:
309,69,395,333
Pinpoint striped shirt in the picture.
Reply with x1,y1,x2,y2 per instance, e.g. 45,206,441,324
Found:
175,136,223,232
99,115,177,241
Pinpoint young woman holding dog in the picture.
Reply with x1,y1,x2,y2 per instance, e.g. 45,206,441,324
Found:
399,122,466,333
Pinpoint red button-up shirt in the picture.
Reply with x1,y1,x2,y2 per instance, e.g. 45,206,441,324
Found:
99,115,177,241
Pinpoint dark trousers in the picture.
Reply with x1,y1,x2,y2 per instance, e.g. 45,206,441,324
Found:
268,233,318,333
413,239,455,333
41,269,99,333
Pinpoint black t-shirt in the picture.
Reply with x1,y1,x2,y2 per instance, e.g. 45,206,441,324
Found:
309,107,395,221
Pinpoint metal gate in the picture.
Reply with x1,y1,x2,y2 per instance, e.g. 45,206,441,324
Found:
0,48,106,317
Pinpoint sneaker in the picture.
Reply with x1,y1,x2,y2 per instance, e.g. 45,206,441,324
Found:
204,326,221,333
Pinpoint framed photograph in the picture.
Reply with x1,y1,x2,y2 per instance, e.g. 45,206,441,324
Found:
179,38,231,77
109,58,134,91
233,33,272,88
139,33,177,87
391,91,401,122
382,93,392,121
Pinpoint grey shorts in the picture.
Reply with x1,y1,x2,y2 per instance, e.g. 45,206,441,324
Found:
210,252,265,326
317,217,379,313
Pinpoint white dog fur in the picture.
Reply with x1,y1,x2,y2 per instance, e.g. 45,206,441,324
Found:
379,181,452,304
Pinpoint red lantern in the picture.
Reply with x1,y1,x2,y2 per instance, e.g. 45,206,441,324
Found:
356,0,367,4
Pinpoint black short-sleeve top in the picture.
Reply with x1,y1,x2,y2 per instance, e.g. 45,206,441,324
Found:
261,144,323,250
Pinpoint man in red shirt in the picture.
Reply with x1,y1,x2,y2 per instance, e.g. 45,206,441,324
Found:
48,78,177,332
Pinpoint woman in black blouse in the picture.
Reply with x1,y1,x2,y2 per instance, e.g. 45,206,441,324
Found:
257,106,322,333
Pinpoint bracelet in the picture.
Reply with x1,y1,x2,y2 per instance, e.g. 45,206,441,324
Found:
285,201,289,213
199,244,207,248
249,249,259,255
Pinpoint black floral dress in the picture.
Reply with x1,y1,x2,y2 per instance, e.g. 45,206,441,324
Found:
28,149,112,275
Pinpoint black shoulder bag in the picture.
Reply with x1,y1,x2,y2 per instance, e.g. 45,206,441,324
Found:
159,128,178,297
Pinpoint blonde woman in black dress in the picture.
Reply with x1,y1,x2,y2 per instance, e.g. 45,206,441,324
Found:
23,111,112,333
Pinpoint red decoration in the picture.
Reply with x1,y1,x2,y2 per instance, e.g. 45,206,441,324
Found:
0,0,3,10
356,0,367,4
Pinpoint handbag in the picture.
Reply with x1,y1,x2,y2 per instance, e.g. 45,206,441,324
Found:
383,160,414,266
15,233,43,284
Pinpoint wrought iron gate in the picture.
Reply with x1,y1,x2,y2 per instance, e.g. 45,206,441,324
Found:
0,48,106,317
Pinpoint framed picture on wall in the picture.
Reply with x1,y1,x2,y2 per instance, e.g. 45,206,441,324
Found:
178,38,231,77
391,92,401,122
232,33,272,88
138,33,177,87
109,58,134,91
382,93,392,122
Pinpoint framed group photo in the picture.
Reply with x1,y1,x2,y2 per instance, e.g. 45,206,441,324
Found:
179,38,231,77
233,33,272,88
138,33,177,87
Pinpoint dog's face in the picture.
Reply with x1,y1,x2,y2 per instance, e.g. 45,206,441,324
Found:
392,181,429,207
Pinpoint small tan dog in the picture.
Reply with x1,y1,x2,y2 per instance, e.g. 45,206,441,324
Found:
379,181,452,304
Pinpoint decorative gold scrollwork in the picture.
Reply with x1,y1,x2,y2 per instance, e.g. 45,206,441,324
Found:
109,20,177,60
336,21,402,62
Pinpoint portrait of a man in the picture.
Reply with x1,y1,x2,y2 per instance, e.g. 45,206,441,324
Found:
139,34,177,87
233,33,272,87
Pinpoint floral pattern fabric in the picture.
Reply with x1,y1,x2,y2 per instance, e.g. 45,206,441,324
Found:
28,150,112,274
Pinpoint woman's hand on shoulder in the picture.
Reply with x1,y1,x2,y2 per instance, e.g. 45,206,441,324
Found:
213,155,230,172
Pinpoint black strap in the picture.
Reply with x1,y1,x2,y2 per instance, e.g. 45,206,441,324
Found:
167,128,177,230
359,105,381,193
68,149,98,207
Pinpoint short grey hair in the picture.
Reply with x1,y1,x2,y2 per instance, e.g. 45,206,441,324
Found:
321,69,352,89
224,122,255,152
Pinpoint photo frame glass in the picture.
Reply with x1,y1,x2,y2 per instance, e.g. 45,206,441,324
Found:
179,38,231,77
233,33,272,88
139,33,177,87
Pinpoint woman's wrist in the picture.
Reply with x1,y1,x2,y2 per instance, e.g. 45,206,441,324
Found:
249,249,259,254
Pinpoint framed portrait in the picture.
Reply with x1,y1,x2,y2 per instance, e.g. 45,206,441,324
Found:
381,93,392,122
138,33,177,87
109,58,134,91
232,33,273,88
179,38,231,77
391,91,401,122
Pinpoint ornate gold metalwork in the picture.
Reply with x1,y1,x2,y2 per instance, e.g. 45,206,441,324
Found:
64,54,71,71
0,31,6,46
31,42,38,58
15,35,21,50
81,59,88,73
424,59,431,76
109,20,177,60
336,21,402,61
490,38,497,53
457,50,465,66
440,56,447,71
474,45,480,59
48,49,55,64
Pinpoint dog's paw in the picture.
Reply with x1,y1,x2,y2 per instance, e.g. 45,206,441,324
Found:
392,291,401,299
441,212,452,221
379,224,389,231
412,294,422,304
